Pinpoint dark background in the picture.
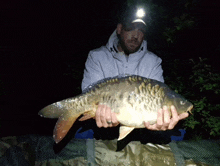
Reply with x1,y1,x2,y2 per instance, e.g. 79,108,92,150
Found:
0,0,220,137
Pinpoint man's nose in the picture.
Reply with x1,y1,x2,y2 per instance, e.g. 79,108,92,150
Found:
132,29,139,38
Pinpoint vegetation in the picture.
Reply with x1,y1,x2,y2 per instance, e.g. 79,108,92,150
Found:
164,58,220,140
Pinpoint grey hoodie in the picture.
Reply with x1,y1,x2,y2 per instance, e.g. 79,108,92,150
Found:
81,30,164,91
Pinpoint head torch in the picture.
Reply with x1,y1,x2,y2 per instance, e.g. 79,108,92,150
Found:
119,6,147,32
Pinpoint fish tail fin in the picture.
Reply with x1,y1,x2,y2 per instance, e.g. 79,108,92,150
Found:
53,109,82,143
39,95,97,143
38,95,86,119
38,102,67,118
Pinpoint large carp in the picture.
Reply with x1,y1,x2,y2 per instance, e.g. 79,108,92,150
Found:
39,75,193,144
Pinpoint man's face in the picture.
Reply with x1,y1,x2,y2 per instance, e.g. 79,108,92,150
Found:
117,23,145,54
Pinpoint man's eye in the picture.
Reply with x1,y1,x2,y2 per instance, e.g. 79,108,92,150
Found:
124,28,133,31
140,29,146,33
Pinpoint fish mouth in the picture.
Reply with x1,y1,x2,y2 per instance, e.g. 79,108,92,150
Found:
187,105,194,114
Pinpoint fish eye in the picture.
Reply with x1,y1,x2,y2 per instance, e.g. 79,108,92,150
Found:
180,101,185,105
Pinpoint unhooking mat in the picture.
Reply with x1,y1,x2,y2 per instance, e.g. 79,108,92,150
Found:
0,135,220,166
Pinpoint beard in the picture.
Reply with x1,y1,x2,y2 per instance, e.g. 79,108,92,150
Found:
119,38,142,55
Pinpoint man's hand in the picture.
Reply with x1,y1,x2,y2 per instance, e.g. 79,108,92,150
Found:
144,105,189,131
95,104,119,128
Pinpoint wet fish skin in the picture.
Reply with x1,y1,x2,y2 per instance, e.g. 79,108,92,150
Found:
38,75,193,144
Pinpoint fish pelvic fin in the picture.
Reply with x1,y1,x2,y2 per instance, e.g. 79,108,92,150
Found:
53,109,82,144
79,105,97,121
78,111,96,121
118,126,135,141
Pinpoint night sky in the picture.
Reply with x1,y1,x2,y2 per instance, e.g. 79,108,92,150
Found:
0,0,220,137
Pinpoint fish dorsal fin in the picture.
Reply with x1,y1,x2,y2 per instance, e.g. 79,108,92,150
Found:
118,126,135,141
53,109,81,143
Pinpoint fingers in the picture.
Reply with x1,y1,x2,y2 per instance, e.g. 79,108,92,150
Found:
95,105,103,128
100,105,109,128
161,106,170,130
145,105,188,131
144,121,157,130
95,104,119,128
105,105,113,127
98,105,109,128
145,106,170,131
111,112,120,126
155,108,163,130
179,112,189,120
168,105,179,130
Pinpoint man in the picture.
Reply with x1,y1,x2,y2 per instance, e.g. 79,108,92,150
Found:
81,7,188,141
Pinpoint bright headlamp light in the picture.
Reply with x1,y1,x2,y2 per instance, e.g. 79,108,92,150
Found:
132,8,146,25
136,8,145,18
119,6,147,31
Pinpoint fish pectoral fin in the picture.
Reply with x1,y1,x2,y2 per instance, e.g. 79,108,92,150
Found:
78,111,95,121
53,110,81,144
118,126,135,141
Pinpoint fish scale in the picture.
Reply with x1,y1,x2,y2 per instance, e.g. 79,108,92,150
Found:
39,75,193,146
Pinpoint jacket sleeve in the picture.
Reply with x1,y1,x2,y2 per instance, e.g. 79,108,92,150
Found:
81,51,104,91
148,57,164,83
